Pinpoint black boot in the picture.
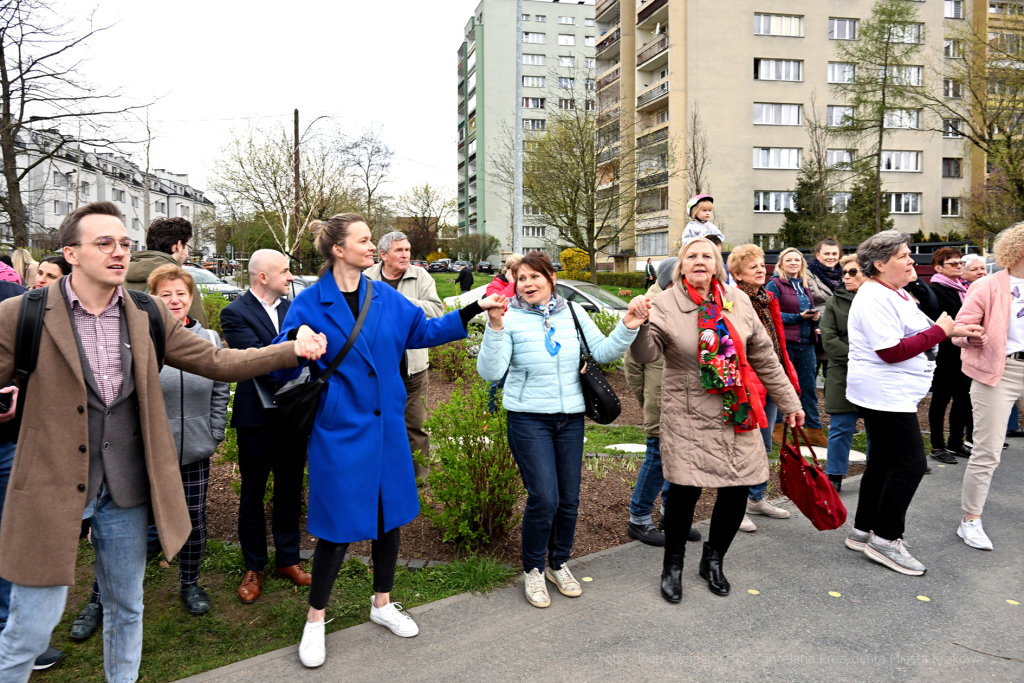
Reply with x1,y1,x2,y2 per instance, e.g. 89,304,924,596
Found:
660,553,684,604
828,474,842,492
698,543,730,596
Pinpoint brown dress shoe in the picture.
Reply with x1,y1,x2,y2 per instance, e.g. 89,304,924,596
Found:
772,423,785,445
237,570,263,604
804,427,829,448
274,564,312,587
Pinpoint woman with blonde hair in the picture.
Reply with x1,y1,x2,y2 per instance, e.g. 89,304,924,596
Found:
766,247,825,446
10,249,35,287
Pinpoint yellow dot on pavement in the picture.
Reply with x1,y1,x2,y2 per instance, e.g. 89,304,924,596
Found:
917,596,931,602
937,464,947,468
1007,599,1020,605
582,577,593,582
748,589,760,595
828,591,842,598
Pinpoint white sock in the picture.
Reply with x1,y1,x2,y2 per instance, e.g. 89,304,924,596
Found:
873,535,892,546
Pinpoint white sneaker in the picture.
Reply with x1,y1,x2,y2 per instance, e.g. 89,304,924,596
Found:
369,599,419,637
957,518,994,551
298,618,330,668
523,568,550,608
747,498,791,519
545,565,582,597
739,515,757,533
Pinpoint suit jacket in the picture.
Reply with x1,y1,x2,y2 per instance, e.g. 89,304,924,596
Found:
220,291,292,429
0,278,300,587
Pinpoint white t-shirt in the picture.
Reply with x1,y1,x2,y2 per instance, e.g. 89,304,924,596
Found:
1007,275,1024,355
846,281,937,412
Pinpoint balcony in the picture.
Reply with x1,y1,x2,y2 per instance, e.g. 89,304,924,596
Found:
597,106,621,128
637,0,668,27
637,171,668,189
597,147,620,164
458,160,466,170
595,0,617,20
637,81,669,108
637,35,669,68
638,126,669,148
596,67,621,91
596,29,621,56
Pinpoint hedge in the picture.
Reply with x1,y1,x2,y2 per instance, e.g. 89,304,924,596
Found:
594,272,647,289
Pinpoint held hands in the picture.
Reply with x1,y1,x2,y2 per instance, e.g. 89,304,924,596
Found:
480,294,508,330
623,296,652,329
295,325,328,360
968,332,989,348
0,387,16,424
783,409,806,428
937,312,985,340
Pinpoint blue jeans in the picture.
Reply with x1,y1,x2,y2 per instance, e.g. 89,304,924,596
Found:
1009,405,1019,433
0,486,149,683
506,412,585,573
0,443,15,629
787,343,822,429
629,437,664,525
826,412,859,476
749,397,779,502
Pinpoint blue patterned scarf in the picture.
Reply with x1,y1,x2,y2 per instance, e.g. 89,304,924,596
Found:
534,296,561,356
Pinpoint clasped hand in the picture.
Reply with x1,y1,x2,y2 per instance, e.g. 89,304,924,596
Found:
936,312,985,341
623,296,652,329
295,325,328,360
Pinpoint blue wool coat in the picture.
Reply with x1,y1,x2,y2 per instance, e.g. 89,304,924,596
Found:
271,273,468,543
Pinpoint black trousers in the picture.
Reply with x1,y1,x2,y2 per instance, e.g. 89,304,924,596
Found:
237,425,307,571
854,409,927,541
663,483,749,558
308,495,400,610
929,366,972,451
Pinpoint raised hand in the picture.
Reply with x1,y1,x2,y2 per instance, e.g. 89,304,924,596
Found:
623,296,651,329
478,294,508,310
935,312,957,337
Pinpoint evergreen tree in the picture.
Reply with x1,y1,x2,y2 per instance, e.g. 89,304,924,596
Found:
842,175,893,245
779,164,844,248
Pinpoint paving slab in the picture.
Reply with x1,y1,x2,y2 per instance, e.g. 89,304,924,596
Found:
177,443,1024,683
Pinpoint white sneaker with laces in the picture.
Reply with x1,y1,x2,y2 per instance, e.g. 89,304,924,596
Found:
299,618,331,668
545,565,582,597
739,515,757,532
369,599,419,637
957,518,994,551
747,498,791,519
524,568,550,607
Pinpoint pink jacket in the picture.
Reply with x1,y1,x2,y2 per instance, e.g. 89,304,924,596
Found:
954,269,1009,387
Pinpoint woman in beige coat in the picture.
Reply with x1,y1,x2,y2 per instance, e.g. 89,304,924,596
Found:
630,237,803,603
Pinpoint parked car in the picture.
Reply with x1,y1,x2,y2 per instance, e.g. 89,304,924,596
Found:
285,275,319,301
451,260,471,272
428,259,452,273
553,263,564,272
410,260,429,269
184,266,243,301
443,279,629,326
477,261,494,274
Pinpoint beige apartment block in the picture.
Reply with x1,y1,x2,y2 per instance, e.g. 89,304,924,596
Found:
595,0,983,273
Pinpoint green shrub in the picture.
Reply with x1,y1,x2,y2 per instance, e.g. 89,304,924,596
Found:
588,308,624,373
595,272,648,290
560,248,590,281
202,292,230,335
418,378,523,550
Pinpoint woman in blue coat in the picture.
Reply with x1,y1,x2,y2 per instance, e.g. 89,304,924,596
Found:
477,251,650,609
271,214,504,668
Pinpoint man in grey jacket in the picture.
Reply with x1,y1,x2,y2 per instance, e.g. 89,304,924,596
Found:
366,232,444,480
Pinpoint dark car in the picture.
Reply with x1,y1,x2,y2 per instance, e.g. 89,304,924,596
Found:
553,263,564,272
477,261,494,274
451,260,471,272
428,259,452,272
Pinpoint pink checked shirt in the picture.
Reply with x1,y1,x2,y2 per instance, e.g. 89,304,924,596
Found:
64,276,125,406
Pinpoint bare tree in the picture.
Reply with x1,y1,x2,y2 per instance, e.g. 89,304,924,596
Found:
341,125,395,240
684,104,711,198
396,183,455,259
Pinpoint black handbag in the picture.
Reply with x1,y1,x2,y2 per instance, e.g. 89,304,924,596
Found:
567,303,621,424
273,280,373,437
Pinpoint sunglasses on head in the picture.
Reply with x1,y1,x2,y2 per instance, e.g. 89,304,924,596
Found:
843,268,860,277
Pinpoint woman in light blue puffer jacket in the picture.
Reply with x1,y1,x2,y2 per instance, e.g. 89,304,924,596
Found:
477,251,649,609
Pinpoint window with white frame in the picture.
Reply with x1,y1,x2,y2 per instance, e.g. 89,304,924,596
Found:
179,205,189,217
79,182,90,197
523,53,546,65
831,193,852,213
881,150,922,172
467,139,477,156
524,205,542,216
523,13,530,21
558,77,575,88
523,97,545,108
943,118,964,137
112,188,126,202
559,56,574,67
535,15,546,22
945,1,963,19
944,79,963,98
942,197,961,217
827,105,854,127
558,34,575,46
829,18,858,40
131,196,139,208
944,39,963,58
753,191,796,212
585,57,595,68
524,32,546,43
754,14,804,37
584,36,595,47
586,99,595,111
558,98,576,109
656,109,669,124
889,192,921,213
754,59,802,81
156,201,167,213
52,171,68,187
558,16,575,24
637,231,669,256
523,118,546,130
891,23,923,44
585,18,594,27
53,200,71,215
523,76,545,87
585,78,595,90
881,65,923,86
754,103,802,125
753,147,801,169
121,214,127,225
827,149,855,167
523,225,546,237
828,62,856,83
885,108,921,129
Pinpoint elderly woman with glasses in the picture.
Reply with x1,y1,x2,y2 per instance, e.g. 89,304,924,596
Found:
845,231,983,576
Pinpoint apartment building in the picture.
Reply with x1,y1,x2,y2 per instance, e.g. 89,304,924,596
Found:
457,0,595,260
595,0,985,272
2,128,216,254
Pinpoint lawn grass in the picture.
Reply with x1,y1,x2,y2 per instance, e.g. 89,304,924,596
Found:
430,272,494,300
584,424,647,454
36,541,515,683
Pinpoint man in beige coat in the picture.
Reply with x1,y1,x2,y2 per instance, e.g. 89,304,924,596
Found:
365,231,443,480
0,202,327,683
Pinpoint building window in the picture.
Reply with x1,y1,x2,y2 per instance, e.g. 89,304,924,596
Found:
829,18,858,40
827,105,854,127
112,188,126,202
558,98,576,109
558,77,575,88
524,205,542,216
754,59,803,81
558,16,575,24
942,197,961,217
944,79,963,98
637,231,669,256
753,147,801,169
523,225,546,237
638,188,669,213
881,65,923,86
831,193,852,213
754,14,804,37
885,108,921,129
828,62,856,84
558,34,575,46
586,99,595,110
754,233,784,250
523,76,545,87
156,201,166,213
523,53,546,65
468,94,476,112
881,150,922,172
827,149,855,167
585,78,595,90
753,191,796,213
132,218,141,230
131,196,139,208
79,182,90,197
585,18,595,27
892,23,923,44
656,109,669,124
53,200,71,215
584,36,595,47
523,97,545,108
945,1,963,19
943,118,964,137
535,14,546,22
754,103,802,125
944,39,963,58
888,192,922,213
523,32,546,44
523,118,546,130
943,157,963,177
522,13,530,21
585,57,595,68
559,56,574,67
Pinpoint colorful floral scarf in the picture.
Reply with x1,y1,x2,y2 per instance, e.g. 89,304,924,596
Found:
684,278,765,433
534,296,561,356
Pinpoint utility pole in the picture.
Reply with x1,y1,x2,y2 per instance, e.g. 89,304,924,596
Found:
293,109,302,269
144,107,151,234
513,0,524,255
74,122,82,208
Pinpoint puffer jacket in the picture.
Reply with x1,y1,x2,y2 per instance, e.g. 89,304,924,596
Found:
477,298,638,414
160,320,231,465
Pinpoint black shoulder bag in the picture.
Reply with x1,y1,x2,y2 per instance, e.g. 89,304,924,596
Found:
567,302,621,424
273,280,373,438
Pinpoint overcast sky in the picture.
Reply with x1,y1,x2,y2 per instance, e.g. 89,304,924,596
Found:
73,0,487,201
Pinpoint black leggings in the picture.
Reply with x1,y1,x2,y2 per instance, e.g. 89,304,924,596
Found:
662,484,749,558
308,496,401,610
854,409,927,541
928,368,971,451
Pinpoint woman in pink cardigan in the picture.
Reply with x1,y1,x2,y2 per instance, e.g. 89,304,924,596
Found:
953,223,1024,551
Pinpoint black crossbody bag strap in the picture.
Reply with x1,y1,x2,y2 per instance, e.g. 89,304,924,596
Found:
317,279,373,380
13,287,48,427
567,302,593,359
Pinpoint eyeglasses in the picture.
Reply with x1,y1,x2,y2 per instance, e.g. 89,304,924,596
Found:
843,268,860,277
944,260,965,267
73,237,134,254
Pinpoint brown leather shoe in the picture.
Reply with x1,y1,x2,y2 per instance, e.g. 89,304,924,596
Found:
237,570,263,604
804,427,829,448
274,564,312,587
772,423,785,445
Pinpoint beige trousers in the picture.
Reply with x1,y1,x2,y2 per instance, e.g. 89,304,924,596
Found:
404,369,431,481
963,358,1024,515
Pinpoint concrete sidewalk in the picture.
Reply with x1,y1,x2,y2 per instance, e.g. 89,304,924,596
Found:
178,444,1024,683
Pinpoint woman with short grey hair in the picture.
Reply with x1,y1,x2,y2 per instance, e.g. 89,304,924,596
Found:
844,231,983,576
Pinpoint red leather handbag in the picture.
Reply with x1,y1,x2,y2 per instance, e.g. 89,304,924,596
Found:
778,425,847,531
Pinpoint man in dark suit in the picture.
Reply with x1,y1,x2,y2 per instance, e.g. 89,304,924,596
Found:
220,249,311,603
